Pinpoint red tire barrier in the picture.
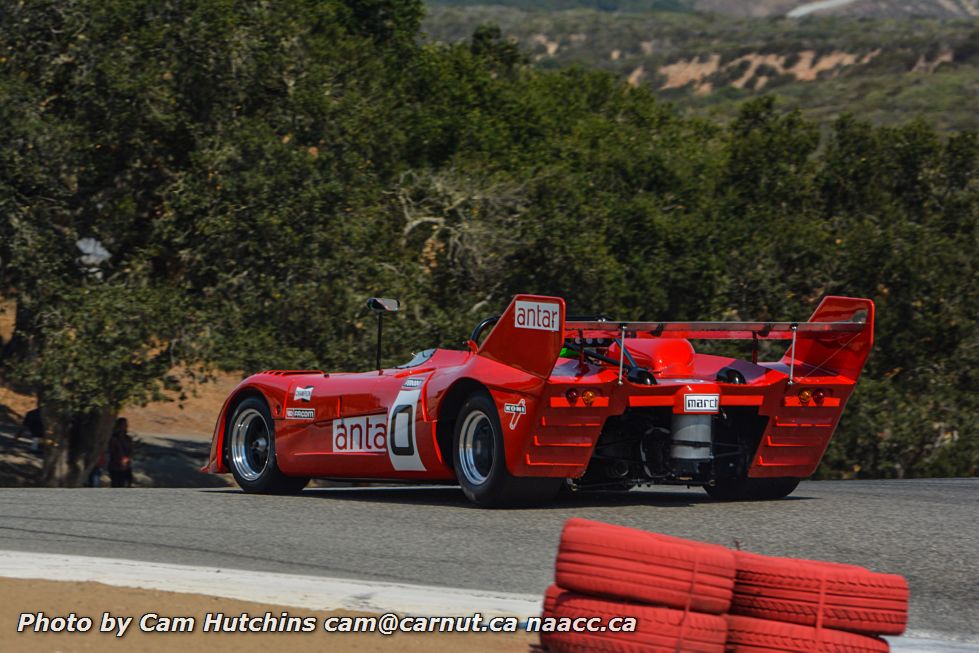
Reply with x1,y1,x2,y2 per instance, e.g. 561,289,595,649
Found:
732,551,909,636
555,518,736,615
541,584,728,653
725,614,890,653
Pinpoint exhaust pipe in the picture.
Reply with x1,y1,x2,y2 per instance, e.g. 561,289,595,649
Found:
670,414,713,478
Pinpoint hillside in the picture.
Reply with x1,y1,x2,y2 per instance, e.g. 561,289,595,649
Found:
423,4,979,130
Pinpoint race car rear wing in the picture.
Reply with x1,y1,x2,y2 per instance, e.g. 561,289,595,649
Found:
563,319,866,339
565,297,874,383
478,295,873,382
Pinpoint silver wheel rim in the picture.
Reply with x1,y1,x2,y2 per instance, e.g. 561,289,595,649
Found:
230,408,270,481
459,410,495,486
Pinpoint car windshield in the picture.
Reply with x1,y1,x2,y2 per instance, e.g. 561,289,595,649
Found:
398,348,435,368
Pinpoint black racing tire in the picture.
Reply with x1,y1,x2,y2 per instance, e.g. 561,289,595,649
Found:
452,392,563,507
226,397,309,494
704,477,800,501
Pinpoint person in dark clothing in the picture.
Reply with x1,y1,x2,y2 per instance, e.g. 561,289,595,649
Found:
14,408,44,452
108,417,133,488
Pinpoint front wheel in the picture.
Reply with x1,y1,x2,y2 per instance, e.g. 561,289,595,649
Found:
704,477,800,501
227,397,308,494
452,392,562,507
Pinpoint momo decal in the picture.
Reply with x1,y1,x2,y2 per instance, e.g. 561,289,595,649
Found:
293,386,314,402
333,415,386,453
285,408,315,420
514,300,560,332
504,398,527,430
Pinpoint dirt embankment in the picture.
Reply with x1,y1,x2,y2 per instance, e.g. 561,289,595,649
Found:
1,299,244,486
0,368,242,487
655,49,886,94
1,298,240,441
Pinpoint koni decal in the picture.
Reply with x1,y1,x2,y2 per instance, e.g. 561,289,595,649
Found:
504,398,527,430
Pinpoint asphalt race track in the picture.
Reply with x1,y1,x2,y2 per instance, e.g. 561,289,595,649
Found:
1,479,976,642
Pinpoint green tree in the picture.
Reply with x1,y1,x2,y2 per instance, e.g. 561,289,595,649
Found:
0,0,422,485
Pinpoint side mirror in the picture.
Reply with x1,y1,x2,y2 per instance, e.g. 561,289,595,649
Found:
367,297,400,371
367,297,400,314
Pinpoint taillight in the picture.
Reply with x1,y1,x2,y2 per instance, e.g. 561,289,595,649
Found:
798,389,813,405
565,389,580,405
813,389,826,405
582,389,600,406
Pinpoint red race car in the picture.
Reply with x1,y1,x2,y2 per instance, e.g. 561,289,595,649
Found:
205,294,873,506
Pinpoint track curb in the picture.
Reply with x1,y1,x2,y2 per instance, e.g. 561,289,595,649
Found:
0,550,541,618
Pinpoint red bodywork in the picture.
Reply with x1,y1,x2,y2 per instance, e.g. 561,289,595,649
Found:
205,294,873,483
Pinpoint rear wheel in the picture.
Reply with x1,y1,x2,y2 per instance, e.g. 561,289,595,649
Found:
227,397,308,494
452,392,562,507
704,477,800,501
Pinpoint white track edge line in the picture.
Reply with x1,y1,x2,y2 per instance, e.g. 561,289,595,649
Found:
0,550,542,618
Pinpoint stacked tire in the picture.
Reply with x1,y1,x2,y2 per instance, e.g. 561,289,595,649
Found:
726,551,909,652
542,518,734,652
539,518,910,653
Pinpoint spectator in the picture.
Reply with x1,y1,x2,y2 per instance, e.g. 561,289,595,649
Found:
87,449,106,488
108,417,133,488
13,408,44,453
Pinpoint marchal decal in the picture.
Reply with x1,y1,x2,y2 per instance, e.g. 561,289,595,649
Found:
293,386,314,402
684,394,719,413
504,398,527,430
402,377,423,389
514,300,560,332
285,408,315,420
